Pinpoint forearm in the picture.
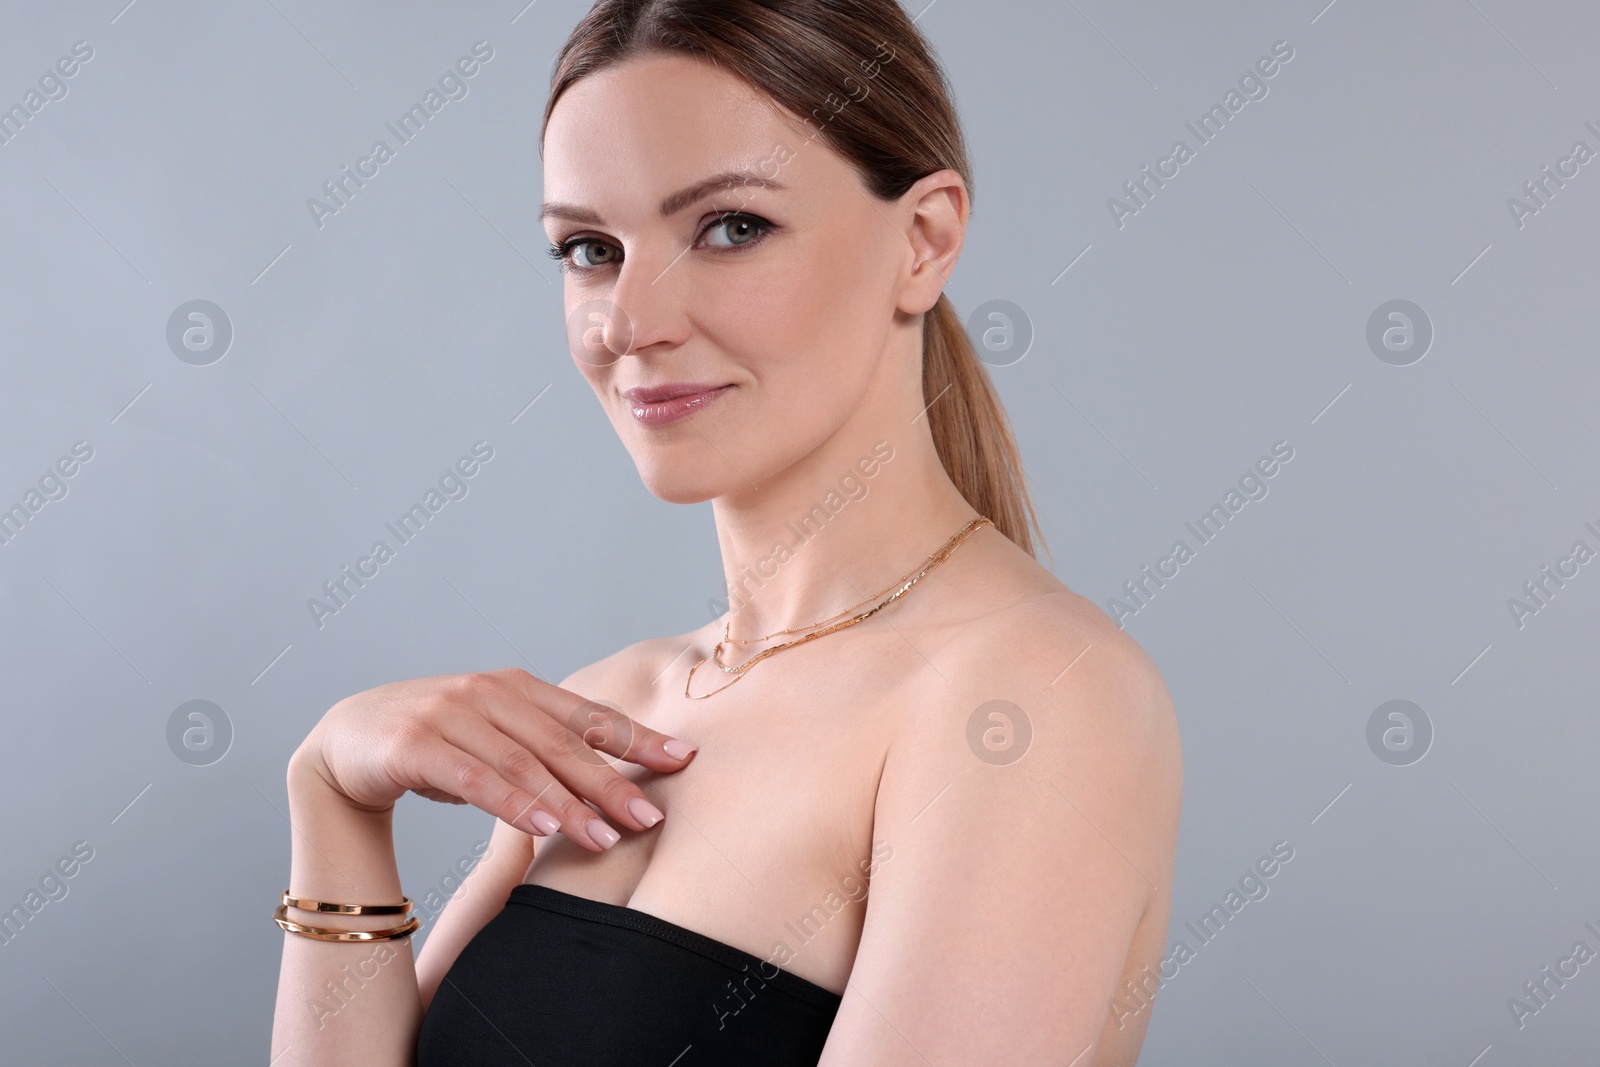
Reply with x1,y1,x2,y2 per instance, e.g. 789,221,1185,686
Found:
270,755,423,1066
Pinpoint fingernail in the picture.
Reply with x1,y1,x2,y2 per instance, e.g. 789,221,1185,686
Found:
586,818,621,849
628,796,665,828
530,810,561,836
663,738,697,761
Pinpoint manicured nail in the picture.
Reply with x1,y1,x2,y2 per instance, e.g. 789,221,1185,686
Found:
662,738,697,761
530,810,561,836
628,796,665,828
586,819,620,849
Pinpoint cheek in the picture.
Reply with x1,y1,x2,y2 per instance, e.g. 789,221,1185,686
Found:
563,330,628,440
810,223,899,356
719,233,889,390
573,357,621,431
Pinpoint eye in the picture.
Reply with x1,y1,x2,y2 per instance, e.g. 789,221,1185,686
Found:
698,212,771,250
546,212,775,276
547,238,620,272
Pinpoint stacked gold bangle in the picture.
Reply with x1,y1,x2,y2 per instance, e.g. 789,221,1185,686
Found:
273,890,419,942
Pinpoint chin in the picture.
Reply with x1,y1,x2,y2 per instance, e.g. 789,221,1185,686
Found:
622,446,740,504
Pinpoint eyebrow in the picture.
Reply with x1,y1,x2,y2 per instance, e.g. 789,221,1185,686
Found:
539,170,788,224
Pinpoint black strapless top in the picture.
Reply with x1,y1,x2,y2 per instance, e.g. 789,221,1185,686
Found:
416,883,843,1065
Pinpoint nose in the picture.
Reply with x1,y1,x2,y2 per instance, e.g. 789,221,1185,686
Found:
603,245,691,359
568,297,635,368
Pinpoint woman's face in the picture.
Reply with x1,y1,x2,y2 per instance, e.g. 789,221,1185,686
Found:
540,52,919,504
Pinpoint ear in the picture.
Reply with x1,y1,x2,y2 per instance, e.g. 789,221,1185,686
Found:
896,168,969,316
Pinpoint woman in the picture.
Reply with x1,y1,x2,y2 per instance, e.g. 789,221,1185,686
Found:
270,1,1182,1063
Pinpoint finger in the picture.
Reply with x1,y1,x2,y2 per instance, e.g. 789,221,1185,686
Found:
433,714,630,851
470,677,674,834
567,697,699,771
486,667,699,770
410,734,561,842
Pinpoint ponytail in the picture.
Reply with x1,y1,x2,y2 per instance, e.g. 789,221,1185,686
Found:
922,294,1047,560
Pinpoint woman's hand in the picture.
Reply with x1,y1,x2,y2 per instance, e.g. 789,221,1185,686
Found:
292,667,696,851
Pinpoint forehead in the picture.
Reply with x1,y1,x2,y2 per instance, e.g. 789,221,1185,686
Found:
541,53,817,218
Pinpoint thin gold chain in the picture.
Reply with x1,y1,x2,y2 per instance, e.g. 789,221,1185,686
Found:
709,515,988,663
684,516,992,699
719,546,945,646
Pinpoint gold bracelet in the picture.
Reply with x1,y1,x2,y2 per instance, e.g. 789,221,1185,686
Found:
280,889,413,915
273,904,420,942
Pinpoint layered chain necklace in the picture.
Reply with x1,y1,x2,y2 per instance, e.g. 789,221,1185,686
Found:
684,515,993,699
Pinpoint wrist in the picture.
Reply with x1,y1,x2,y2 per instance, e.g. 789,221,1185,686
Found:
283,753,403,911
287,732,393,818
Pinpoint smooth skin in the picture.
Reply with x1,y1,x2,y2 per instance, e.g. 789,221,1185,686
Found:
270,51,1181,1066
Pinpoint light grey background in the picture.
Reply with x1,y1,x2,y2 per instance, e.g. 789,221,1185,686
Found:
2,0,1596,1063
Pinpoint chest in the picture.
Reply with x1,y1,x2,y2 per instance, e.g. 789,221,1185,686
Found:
521,639,912,995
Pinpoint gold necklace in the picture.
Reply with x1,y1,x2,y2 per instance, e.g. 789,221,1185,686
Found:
718,544,945,646
709,515,992,657
684,516,993,699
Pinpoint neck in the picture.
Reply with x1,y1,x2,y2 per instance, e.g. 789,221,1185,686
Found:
709,420,980,641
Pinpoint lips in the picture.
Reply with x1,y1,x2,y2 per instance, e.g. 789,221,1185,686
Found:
621,382,733,427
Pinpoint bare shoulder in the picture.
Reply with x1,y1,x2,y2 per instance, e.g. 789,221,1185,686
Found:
896,524,1181,760
552,629,704,697
837,582,1184,1059
893,584,1183,857
919,583,1178,734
